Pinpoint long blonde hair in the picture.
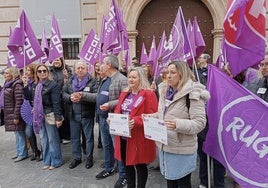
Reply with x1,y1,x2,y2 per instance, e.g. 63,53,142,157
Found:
168,61,196,90
125,67,151,92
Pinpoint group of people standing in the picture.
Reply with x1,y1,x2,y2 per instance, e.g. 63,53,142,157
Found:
1,53,217,188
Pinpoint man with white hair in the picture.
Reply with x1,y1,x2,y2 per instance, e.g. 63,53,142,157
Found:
62,61,98,169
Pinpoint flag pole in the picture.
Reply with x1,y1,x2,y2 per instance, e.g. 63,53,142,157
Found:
153,58,161,82
179,7,200,82
207,154,211,188
23,44,26,76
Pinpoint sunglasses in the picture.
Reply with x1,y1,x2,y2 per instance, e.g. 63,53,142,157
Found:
37,69,48,74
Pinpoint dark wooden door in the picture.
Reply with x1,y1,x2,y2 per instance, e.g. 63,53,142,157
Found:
136,0,214,60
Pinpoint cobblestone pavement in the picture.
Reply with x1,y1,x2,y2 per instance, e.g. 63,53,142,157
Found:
0,126,234,188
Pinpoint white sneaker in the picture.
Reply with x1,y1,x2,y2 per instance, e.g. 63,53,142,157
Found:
62,139,71,144
199,185,207,188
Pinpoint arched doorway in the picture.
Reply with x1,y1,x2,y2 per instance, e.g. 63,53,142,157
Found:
136,0,214,60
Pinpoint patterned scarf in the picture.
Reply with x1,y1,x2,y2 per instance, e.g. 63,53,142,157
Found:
0,80,14,109
72,74,89,92
33,80,45,134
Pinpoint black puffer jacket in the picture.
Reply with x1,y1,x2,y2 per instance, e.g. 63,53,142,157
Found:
4,78,25,131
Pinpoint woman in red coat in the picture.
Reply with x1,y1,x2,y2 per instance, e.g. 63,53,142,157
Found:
114,67,158,188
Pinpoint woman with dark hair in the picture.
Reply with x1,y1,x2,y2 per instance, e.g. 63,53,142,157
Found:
50,57,72,144
22,64,41,161
33,64,63,170
1,67,27,162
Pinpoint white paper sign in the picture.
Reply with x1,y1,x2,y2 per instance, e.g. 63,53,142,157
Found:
143,117,167,145
108,113,131,137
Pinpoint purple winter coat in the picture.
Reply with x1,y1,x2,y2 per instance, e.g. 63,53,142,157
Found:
3,78,25,131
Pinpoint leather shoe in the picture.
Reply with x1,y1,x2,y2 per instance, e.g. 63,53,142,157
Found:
11,156,18,160
14,157,26,162
85,158,93,169
69,159,81,169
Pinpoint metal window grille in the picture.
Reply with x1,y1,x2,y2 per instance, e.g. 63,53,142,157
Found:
62,38,80,59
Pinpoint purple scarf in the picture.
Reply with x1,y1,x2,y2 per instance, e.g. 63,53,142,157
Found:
33,81,45,134
164,87,178,115
166,87,178,101
72,74,89,92
0,80,14,109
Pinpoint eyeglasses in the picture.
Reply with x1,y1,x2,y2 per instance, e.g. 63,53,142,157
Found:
37,69,48,74
259,62,268,68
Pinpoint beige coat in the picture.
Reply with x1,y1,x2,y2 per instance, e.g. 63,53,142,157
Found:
151,79,210,155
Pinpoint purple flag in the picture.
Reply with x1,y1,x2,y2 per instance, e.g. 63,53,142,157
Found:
124,50,131,69
100,4,120,53
140,42,148,64
223,0,266,77
193,16,206,58
154,31,167,80
215,38,227,69
78,29,101,66
7,10,43,68
204,65,268,188
148,36,157,66
40,28,49,63
179,7,192,62
163,9,184,62
7,27,16,68
49,14,63,62
112,0,129,51
187,19,196,58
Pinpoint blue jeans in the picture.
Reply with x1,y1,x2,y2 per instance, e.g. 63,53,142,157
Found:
198,139,225,188
25,124,40,154
70,114,94,160
40,121,62,167
15,131,27,158
110,134,126,178
99,115,115,172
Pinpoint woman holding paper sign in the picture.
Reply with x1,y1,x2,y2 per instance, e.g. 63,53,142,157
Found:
114,67,158,188
145,61,210,188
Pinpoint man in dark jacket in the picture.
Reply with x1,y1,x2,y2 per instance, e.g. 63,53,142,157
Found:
62,61,98,169
247,55,268,103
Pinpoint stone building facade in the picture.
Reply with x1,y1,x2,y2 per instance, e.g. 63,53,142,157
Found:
0,0,267,70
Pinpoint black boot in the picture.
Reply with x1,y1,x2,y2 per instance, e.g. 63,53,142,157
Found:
35,150,42,162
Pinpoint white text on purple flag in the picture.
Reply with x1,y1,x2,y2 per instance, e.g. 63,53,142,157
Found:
51,27,63,54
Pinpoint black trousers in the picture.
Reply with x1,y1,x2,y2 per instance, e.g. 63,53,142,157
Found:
166,173,192,188
120,138,148,188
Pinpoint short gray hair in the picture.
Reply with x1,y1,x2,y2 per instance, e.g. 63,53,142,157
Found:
201,53,211,61
105,54,119,70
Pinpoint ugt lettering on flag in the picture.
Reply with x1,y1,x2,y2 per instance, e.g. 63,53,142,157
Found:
204,65,268,188
78,29,101,66
223,0,266,77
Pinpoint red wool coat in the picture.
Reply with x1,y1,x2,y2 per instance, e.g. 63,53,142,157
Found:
114,89,158,166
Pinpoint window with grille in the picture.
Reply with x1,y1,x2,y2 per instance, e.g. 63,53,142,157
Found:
62,38,80,59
